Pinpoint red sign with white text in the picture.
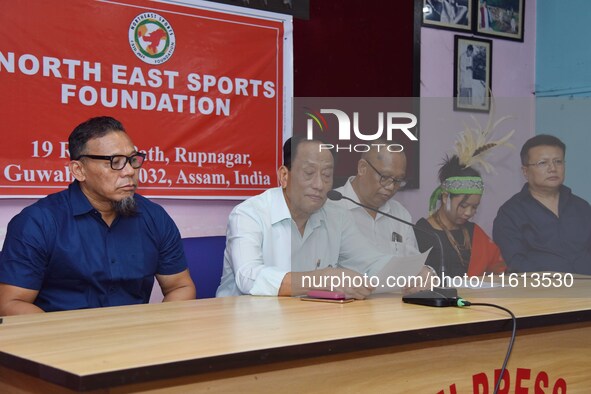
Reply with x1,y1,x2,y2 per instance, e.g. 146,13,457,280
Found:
0,0,286,198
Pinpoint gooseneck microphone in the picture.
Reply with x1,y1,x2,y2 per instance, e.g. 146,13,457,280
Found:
326,189,446,278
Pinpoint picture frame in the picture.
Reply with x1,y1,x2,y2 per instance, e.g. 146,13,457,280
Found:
474,0,524,42
421,0,472,32
453,35,492,112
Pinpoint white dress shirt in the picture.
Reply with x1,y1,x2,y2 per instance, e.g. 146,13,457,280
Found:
216,187,392,297
333,177,420,257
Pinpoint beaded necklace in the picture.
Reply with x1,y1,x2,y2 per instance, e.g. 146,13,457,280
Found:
433,211,471,267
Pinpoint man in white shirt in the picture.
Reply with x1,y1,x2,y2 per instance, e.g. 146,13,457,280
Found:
459,44,474,105
333,147,419,257
216,136,427,298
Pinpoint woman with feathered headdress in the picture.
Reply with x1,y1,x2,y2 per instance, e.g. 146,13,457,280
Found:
414,114,513,277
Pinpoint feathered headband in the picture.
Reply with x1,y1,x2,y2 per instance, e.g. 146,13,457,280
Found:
454,99,515,173
429,100,515,214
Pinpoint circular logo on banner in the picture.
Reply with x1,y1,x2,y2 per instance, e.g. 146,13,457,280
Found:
129,13,175,65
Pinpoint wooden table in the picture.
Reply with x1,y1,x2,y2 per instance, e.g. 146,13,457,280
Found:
1,277,591,393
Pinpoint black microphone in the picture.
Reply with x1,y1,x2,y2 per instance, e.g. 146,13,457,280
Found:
327,189,446,278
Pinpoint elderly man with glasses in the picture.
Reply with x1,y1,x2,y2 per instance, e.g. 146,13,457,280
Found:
493,134,591,274
332,143,420,257
0,116,195,315
216,136,433,299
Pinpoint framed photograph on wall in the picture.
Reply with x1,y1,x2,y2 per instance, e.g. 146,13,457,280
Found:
422,0,472,32
475,0,524,42
453,35,492,112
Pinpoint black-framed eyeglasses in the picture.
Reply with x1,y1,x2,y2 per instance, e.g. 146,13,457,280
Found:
524,158,565,170
76,152,146,170
364,159,407,188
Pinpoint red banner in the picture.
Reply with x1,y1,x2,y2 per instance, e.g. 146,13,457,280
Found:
0,0,287,198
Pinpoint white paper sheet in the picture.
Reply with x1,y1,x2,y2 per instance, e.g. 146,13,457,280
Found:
372,249,431,293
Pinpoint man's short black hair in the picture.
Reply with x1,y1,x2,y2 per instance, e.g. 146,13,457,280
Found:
282,135,335,170
69,116,126,160
520,134,566,165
